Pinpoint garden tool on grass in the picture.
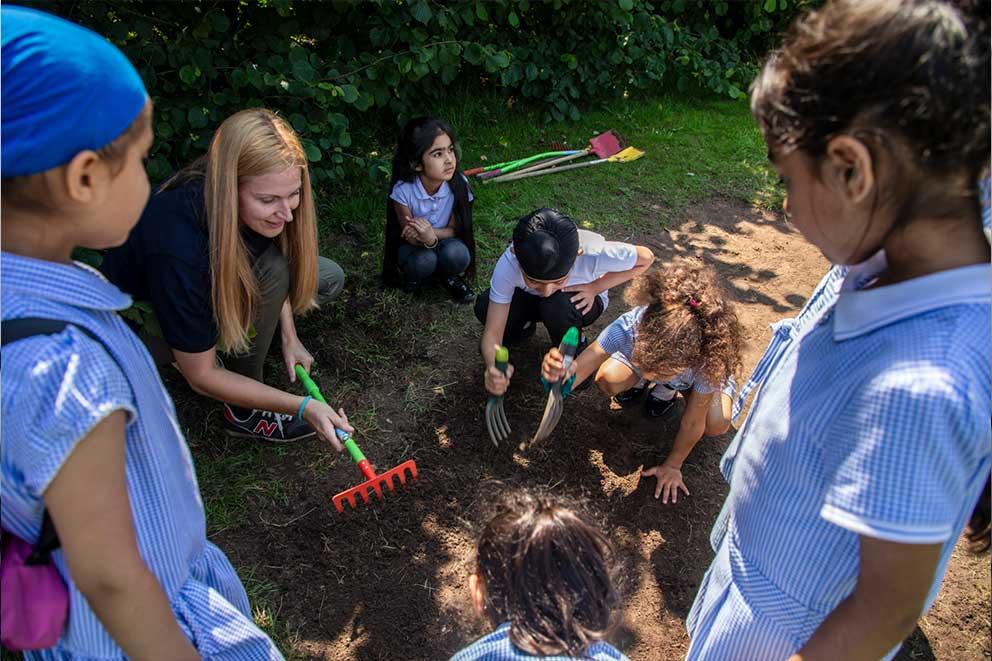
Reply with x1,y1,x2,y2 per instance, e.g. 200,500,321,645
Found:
484,129,625,184
295,365,418,513
485,346,511,446
491,146,645,184
477,152,580,180
532,327,579,444
464,150,578,177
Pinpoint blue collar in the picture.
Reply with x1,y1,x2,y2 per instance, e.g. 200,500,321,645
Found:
414,176,451,201
834,254,990,341
2,251,132,312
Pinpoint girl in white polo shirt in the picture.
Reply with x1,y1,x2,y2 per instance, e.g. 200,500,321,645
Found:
382,116,475,303
477,208,654,398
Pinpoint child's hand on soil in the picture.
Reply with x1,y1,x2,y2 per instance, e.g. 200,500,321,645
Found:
485,363,514,396
541,347,577,383
283,337,314,382
642,462,690,504
564,282,599,314
301,400,353,452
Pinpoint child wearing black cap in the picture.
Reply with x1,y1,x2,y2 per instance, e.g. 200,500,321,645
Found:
475,208,653,397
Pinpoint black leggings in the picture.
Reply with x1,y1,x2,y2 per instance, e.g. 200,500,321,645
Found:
474,287,605,347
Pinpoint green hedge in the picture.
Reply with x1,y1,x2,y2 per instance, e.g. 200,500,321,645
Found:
39,0,807,186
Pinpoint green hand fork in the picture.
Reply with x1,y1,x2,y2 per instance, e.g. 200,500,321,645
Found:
485,346,511,446
295,365,418,513
532,327,579,444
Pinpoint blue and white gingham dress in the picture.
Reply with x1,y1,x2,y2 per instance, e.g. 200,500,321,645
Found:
595,306,735,397
450,623,629,660
1,252,281,660
686,257,992,660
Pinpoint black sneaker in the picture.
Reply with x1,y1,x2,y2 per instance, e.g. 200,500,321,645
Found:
223,404,316,443
400,280,419,294
613,384,647,407
443,275,475,304
644,389,678,418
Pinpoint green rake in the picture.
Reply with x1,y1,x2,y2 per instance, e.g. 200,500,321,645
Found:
295,365,418,513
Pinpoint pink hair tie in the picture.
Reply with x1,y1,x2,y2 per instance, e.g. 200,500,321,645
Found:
688,297,701,309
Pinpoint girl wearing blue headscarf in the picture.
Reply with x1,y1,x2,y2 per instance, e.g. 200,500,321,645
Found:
1,7,282,659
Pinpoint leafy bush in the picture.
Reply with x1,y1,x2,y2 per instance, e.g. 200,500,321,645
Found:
39,0,807,186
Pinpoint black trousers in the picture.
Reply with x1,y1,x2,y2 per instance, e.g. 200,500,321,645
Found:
474,287,605,346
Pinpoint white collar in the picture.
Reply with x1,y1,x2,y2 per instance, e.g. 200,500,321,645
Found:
414,176,450,201
833,253,990,341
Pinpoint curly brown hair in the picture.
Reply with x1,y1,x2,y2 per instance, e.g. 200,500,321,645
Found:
474,491,620,657
625,263,744,389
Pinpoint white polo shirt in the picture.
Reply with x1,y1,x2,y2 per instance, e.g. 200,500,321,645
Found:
389,175,473,229
686,257,992,660
488,229,638,308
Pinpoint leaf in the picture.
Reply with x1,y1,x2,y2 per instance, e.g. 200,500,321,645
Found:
292,59,315,82
179,65,199,84
187,107,208,128
246,66,264,91
303,141,322,163
476,2,488,21
525,62,538,80
210,13,230,33
508,12,519,27
618,0,634,10
764,0,776,12
340,84,359,103
410,1,432,25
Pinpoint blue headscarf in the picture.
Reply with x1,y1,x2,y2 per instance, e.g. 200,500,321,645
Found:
1,6,148,178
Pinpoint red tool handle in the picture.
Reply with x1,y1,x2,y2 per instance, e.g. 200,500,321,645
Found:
464,166,485,176
356,459,377,481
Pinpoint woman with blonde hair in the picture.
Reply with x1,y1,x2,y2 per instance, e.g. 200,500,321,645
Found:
103,108,351,445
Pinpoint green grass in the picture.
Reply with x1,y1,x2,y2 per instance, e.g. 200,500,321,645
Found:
316,89,780,282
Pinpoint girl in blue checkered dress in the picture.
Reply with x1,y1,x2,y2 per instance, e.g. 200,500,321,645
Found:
450,493,629,661
1,8,280,659
541,263,744,505
686,1,991,659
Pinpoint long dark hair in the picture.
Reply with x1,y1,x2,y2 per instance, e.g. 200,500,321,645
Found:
382,117,475,286
751,0,990,226
474,492,620,657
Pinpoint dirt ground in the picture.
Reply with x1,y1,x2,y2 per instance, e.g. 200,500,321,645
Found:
179,196,990,660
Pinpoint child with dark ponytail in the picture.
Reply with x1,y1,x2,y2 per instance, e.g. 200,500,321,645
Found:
541,262,744,504
451,492,628,660
382,116,476,303
684,1,990,658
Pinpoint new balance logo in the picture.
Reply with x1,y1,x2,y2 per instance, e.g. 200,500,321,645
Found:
254,420,279,437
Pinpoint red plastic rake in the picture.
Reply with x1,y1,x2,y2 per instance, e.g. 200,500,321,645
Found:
295,365,418,513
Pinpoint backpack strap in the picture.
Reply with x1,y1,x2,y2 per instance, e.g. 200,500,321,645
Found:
2,317,117,563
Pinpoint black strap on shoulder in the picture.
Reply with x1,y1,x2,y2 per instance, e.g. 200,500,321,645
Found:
1,317,102,349
2,317,111,562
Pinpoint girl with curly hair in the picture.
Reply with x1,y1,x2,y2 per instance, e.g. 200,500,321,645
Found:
541,262,744,504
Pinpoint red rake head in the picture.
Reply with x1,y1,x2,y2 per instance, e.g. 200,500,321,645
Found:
588,130,626,158
331,460,418,513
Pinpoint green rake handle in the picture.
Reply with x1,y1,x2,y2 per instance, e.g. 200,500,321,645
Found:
465,150,576,176
488,346,509,403
295,364,369,471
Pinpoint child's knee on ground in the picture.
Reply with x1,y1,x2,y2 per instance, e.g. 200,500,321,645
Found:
595,358,638,396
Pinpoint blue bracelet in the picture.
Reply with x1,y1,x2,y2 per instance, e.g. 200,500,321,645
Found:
297,395,312,420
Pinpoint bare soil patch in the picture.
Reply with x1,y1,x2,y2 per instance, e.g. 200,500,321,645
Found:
174,195,989,660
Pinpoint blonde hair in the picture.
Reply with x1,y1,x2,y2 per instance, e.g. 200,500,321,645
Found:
165,108,318,354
